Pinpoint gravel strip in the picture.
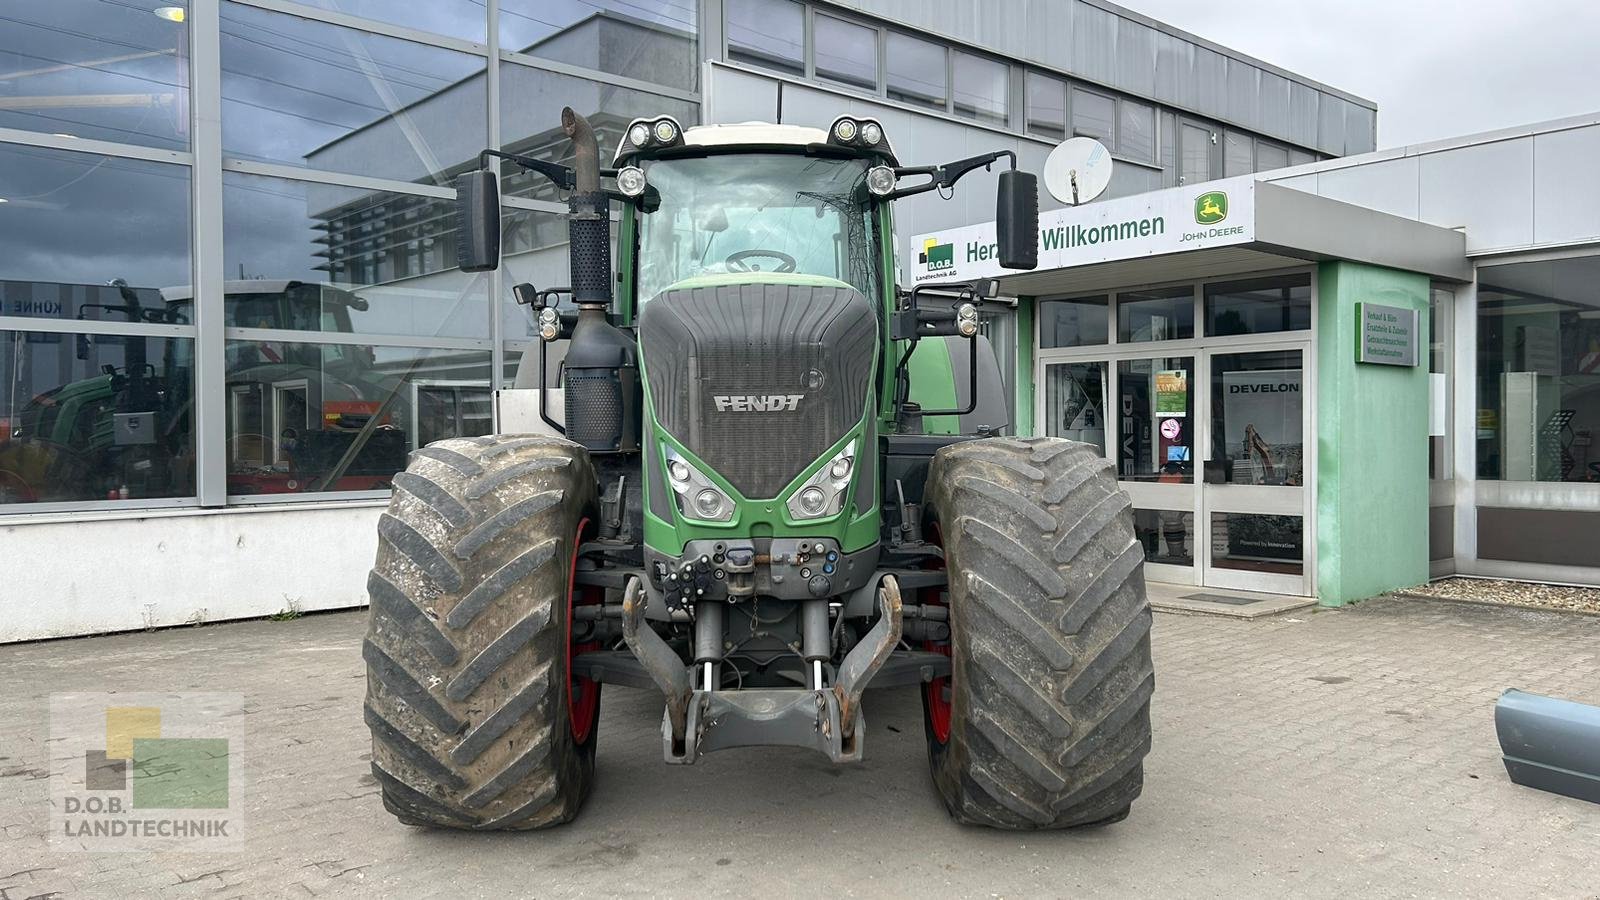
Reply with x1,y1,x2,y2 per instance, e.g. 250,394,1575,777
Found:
1402,576,1600,614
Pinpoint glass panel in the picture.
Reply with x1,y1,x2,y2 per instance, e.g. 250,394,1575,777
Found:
1288,148,1316,167
220,3,487,187
886,32,946,111
1256,142,1290,172
1118,285,1194,342
1043,362,1107,454
1118,100,1155,163
1180,123,1210,185
1026,72,1066,141
222,173,489,339
1223,128,1253,176
1117,357,1194,482
0,2,190,150
498,62,698,203
814,15,877,92
1211,512,1303,576
0,332,194,504
299,0,485,42
1429,287,1452,480
635,155,879,303
1205,275,1312,336
1039,295,1108,348
0,145,191,302
1159,111,1176,187
502,0,698,91
979,309,1017,430
1210,349,1304,486
952,52,1008,126
1134,508,1193,567
726,0,804,76
1071,88,1114,143
223,343,489,495
1476,256,1600,482
499,206,618,337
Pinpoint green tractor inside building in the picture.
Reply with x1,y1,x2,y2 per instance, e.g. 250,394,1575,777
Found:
362,108,1154,831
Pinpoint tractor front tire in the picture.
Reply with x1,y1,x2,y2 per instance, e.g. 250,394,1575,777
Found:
923,436,1154,829
362,434,600,830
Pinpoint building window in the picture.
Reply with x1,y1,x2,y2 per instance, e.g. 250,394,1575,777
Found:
1118,286,1194,342
1256,142,1290,172
0,3,191,150
1223,129,1254,176
1204,275,1312,336
1071,88,1115,143
1475,256,1600,483
952,52,1008,126
1039,295,1109,348
304,0,486,43
726,0,804,76
1043,361,1108,453
886,31,947,111
1430,287,1454,480
1026,72,1067,141
502,0,698,91
1118,99,1156,163
813,14,878,92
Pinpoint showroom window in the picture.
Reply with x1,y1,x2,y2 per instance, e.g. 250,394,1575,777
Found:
502,0,699,91
1205,275,1312,336
726,0,805,76
1475,256,1600,483
1039,295,1110,348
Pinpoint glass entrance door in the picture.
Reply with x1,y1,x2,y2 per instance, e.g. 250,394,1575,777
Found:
1200,346,1309,594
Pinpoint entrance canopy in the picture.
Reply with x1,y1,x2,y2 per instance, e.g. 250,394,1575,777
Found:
907,175,1470,297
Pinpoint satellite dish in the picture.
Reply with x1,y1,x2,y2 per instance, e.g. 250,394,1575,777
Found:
1043,137,1113,205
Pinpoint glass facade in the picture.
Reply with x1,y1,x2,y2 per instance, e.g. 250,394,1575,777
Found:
0,0,698,510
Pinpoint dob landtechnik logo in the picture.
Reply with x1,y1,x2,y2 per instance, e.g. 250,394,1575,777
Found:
919,237,954,271
1194,191,1228,225
50,692,243,851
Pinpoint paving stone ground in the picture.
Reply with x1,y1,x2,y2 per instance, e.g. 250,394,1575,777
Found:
1,594,1598,898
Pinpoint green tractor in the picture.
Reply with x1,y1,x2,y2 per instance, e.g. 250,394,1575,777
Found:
362,108,1154,831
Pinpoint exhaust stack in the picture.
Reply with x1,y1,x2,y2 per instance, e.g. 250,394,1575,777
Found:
562,106,612,309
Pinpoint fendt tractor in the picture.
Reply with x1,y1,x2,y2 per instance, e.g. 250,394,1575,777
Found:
361,107,1155,831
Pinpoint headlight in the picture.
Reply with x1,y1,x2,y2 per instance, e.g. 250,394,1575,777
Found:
537,306,560,342
861,122,882,146
653,119,678,143
663,446,733,522
866,165,896,197
955,302,979,337
786,439,857,521
833,119,857,142
616,165,646,197
628,122,651,147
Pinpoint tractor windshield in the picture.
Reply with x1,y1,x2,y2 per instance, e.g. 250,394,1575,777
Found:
636,153,880,303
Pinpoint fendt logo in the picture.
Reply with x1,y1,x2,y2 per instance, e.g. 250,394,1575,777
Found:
1194,191,1228,225
714,394,804,412
919,237,954,271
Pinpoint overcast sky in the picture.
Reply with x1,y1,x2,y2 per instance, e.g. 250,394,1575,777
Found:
1117,0,1600,148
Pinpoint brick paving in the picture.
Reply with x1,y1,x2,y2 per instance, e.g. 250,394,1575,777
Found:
1,595,1598,898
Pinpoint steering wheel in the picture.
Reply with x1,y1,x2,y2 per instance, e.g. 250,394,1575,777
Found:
726,249,797,273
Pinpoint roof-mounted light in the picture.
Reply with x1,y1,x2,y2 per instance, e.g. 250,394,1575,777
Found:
866,165,896,197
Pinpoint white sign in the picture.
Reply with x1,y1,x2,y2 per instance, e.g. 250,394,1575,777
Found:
908,176,1256,284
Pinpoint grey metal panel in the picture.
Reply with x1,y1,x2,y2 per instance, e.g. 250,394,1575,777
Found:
1192,46,1226,119
1254,181,1470,281
1288,80,1319,149
708,66,780,123
1225,58,1259,132
998,246,1304,297
1113,18,1156,97
1317,92,1346,155
1312,156,1421,220
1152,31,1191,107
1345,101,1376,154
1071,1,1117,86
1023,0,1073,76
1257,70,1290,143
1477,506,1600,567
1496,690,1600,806
1429,504,1453,562
1532,125,1600,246
1418,136,1534,252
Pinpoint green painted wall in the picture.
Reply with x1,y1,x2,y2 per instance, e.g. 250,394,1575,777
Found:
1014,296,1034,436
1315,261,1431,606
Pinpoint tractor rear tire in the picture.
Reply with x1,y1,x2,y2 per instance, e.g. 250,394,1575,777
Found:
362,434,600,830
923,436,1154,829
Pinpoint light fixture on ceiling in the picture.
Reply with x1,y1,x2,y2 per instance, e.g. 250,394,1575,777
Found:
154,6,186,23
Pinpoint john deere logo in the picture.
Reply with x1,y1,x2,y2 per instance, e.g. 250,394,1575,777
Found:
919,237,954,271
1194,191,1228,225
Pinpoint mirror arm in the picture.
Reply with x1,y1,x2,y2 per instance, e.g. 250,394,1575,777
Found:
478,149,576,191
887,150,1017,200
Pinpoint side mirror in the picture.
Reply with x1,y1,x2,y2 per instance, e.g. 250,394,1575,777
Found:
455,169,501,272
996,170,1038,270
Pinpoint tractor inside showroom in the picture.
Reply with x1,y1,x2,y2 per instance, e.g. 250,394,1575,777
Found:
362,107,1154,831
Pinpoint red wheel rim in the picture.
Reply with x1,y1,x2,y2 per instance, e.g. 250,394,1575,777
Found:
565,517,601,744
922,523,951,744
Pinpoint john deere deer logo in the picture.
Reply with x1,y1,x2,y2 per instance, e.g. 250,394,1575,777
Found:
1194,191,1228,225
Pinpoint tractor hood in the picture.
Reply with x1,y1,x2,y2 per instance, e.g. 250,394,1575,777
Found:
637,278,877,501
